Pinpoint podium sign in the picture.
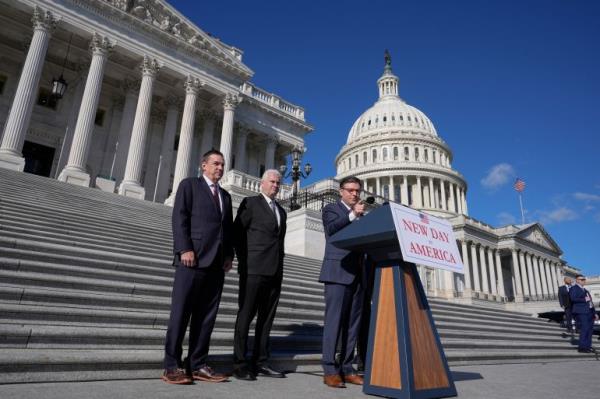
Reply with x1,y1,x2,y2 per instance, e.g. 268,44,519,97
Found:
391,203,464,274
330,204,457,399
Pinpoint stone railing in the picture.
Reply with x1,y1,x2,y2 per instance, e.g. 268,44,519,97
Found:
240,82,305,121
223,169,292,199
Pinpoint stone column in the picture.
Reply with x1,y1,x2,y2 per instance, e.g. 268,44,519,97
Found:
461,189,468,215
164,76,202,206
58,34,113,186
531,255,544,296
487,247,497,295
0,7,57,170
219,93,241,171
376,177,381,196
510,250,523,301
416,176,423,207
440,180,447,211
264,135,277,171
390,176,396,202
112,79,140,182
457,187,463,214
479,244,489,294
234,126,249,172
540,258,549,298
518,251,530,297
55,72,87,175
155,95,181,203
460,241,472,298
470,242,481,292
428,177,435,209
549,261,559,296
118,56,160,199
555,262,563,292
525,252,537,297
449,183,456,213
495,250,506,297
401,176,409,206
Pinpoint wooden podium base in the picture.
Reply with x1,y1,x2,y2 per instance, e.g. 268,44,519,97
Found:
364,262,457,399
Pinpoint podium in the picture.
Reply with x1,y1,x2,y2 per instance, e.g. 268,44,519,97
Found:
330,204,457,399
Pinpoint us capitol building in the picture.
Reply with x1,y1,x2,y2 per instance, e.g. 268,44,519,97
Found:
294,55,577,312
0,0,577,311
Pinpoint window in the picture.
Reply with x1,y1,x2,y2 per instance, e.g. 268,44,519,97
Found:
94,109,106,126
259,164,265,177
372,149,377,162
433,150,437,164
400,115,404,121
404,147,409,161
394,185,401,202
415,147,420,162
393,147,399,160
383,116,387,123
232,154,236,169
37,87,57,110
363,151,367,165
355,154,359,166
0,74,7,95
383,147,388,161
348,157,352,168
383,185,389,199
424,149,428,162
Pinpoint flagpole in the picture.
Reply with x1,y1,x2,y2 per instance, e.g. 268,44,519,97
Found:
518,192,525,225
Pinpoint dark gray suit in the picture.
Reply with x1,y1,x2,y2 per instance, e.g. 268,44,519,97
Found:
320,200,364,376
164,176,234,371
233,195,287,368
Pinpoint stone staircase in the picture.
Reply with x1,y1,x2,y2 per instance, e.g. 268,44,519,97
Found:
0,168,591,384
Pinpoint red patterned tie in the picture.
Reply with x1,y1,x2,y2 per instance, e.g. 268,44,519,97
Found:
211,184,221,216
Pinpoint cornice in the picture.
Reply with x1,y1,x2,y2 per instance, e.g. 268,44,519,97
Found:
336,164,467,187
337,133,453,161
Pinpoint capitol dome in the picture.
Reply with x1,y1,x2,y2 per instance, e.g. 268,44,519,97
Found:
346,63,437,143
335,52,468,217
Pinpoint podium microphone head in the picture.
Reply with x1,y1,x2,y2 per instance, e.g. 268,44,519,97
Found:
365,196,375,205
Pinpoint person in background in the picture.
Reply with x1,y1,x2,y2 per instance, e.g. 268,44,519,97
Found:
569,274,598,353
558,276,573,334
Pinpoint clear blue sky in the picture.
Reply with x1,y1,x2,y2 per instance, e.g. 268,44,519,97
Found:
168,0,600,276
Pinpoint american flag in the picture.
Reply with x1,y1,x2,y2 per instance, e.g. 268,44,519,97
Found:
513,178,526,192
419,213,429,224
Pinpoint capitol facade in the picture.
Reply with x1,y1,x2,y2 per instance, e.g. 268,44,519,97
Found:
0,0,311,205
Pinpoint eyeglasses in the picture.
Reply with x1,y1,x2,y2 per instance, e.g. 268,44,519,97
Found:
577,278,586,281
341,187,361,194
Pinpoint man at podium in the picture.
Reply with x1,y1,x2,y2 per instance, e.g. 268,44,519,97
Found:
319,176,367,388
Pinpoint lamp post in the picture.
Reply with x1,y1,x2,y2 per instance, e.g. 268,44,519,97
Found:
279,146,312,211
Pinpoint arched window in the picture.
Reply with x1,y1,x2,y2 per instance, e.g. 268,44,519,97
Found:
383,147,388,161
348,157,352,169
424,149,428,162
372,149,377,162
363,151,367,164
432,150,437,164
355,154,359,166
414,147,420,162
404,147,409,161
393,147,399,160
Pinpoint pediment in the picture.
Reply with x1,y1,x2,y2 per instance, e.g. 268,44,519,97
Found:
516,224,562,254
104,0,252,77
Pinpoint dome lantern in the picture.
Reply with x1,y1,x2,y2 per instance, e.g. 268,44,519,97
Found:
377,49,399,99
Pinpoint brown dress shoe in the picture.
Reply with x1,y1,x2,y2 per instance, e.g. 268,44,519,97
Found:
162,368,192,385
192,365,229,382
323,374,346,388
344,373,364,385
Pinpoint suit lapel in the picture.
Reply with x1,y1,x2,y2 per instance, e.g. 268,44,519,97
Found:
199,177,222,218
258,195,279,228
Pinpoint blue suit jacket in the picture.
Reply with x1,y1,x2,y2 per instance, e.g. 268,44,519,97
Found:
172,177,234,268
569,284,596,315
319,201,362,285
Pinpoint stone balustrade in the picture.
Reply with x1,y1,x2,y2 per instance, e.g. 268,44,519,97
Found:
241,82,305,121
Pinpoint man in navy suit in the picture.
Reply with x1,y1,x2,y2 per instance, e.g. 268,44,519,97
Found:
320,176,366,388
557,276,573,333
162,150,234,384
232,169,287,380
569,274,598,353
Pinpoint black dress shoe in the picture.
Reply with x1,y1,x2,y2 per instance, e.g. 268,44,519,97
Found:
232,367,256,381
254,365,285,378
577,348,593,353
